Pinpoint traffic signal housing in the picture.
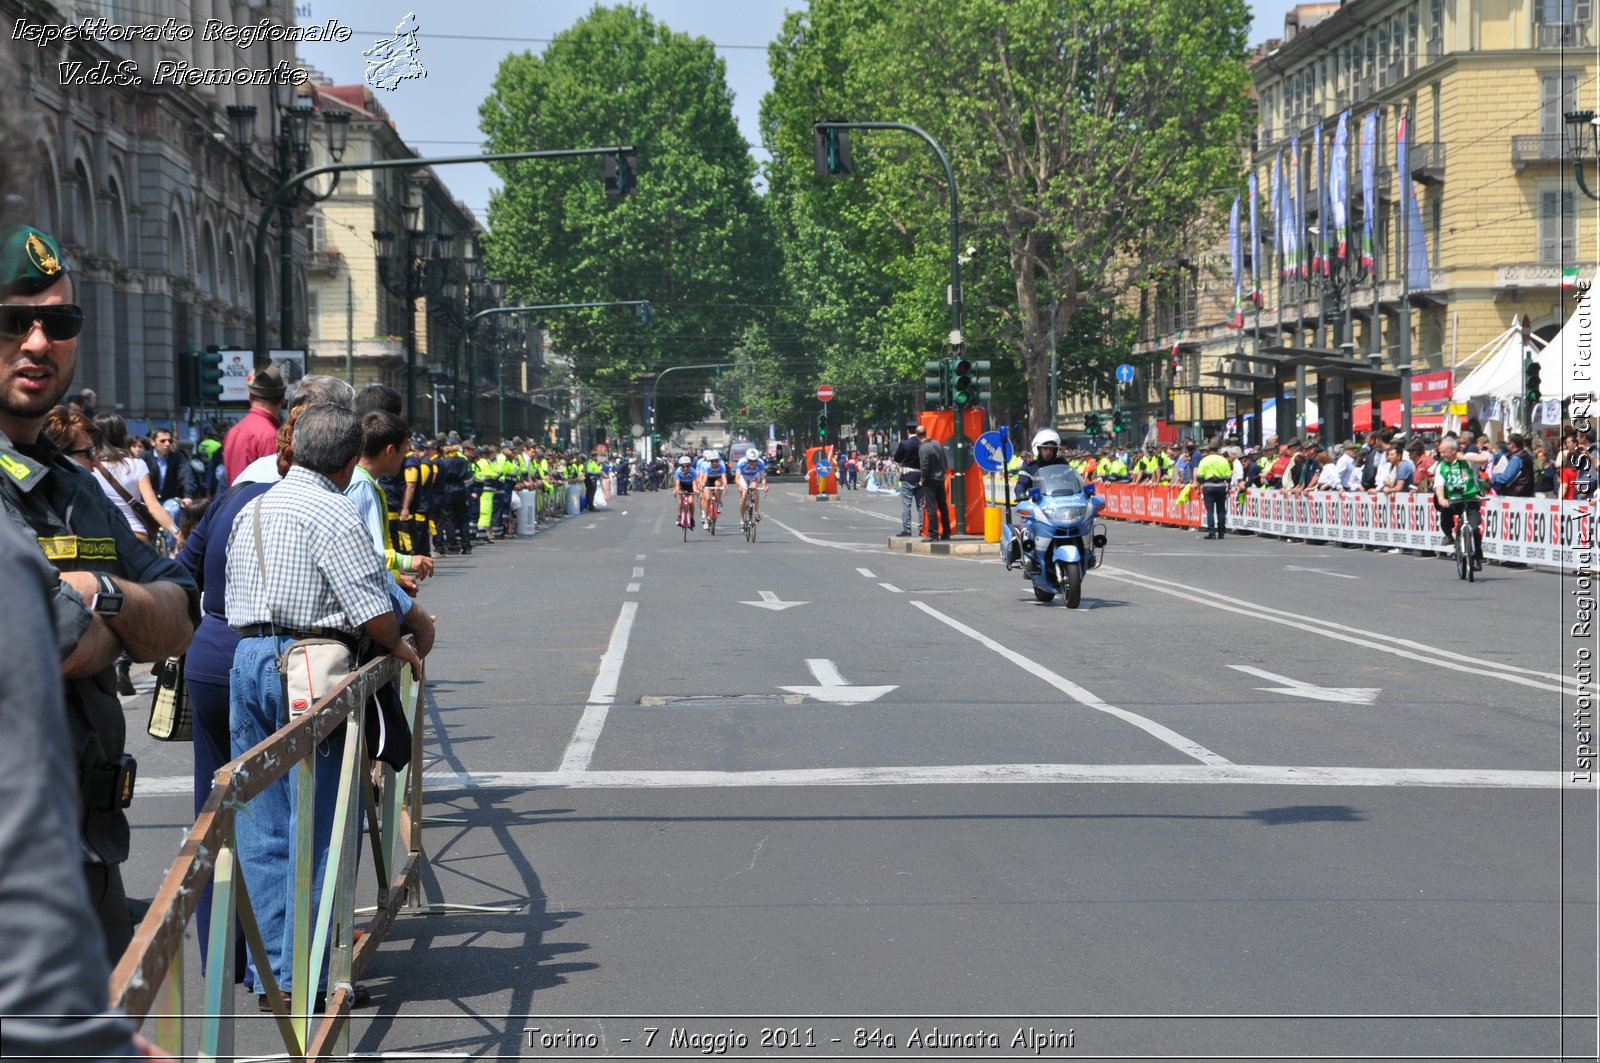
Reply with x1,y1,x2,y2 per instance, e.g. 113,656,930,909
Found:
1524,357,1542,405
604,149,637,196
813,122,852,177
817,406,829,438
972,360,992,405
924,359,948,407
950,357,974,406
1111,406,1126,434
1085,412,1101,434
199,346,224,402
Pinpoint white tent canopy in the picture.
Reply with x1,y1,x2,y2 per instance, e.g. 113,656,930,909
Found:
1534,288,1600,401
1452,323,1545,404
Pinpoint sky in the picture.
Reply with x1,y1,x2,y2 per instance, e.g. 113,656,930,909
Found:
298,0,1304,226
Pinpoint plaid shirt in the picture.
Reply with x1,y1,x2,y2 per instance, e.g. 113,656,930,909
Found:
224,466,394,633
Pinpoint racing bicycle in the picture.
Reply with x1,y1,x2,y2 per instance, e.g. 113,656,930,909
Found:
704,485,724,536
1447,501,1481,582
740,484,765,542
676,491,695,542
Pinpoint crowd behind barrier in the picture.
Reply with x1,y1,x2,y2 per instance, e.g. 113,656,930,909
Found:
1095,482,1598,570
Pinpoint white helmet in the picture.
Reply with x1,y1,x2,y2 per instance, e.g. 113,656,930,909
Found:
746,448,760,461
1032,428,1062,451
678,455,692,465
706,449,721,461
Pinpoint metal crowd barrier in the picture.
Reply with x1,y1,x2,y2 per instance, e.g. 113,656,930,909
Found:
1094,482,1598,570
110,651,427,1061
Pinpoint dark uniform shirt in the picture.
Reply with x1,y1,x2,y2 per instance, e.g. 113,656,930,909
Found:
1015,454,1069,496
0,431,199,865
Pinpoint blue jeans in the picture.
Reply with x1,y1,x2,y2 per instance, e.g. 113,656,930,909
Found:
230,635,343,995
899,479,921,535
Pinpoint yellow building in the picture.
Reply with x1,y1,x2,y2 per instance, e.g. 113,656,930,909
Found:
1104,0,1595,445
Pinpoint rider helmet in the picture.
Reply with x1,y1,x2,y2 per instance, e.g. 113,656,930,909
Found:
1032,428,1062,452
678,455,692,465
706,449,721,461
746,448,760,462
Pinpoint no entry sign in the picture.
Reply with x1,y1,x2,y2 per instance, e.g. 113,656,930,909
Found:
817,385,834,403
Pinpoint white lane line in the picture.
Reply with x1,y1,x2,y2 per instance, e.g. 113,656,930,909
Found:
911,600,1229,766
584,523,598,529
635,554,647,561
879,582,904,594
856,567,877,578
557,601,639,773
631,566,644,578
766,515,875,552
1097,565,1572,694
135,764,1588,796
626,583,641,593
838,504,901,524
405,764,1578,792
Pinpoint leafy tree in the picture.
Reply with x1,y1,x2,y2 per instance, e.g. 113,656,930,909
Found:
763,0,1252,431
479,4,778,435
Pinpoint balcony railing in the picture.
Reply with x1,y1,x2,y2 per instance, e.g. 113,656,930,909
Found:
1536,21,1592,48
1426,31,1442,59
307,248,343,273
1409,142,1446,184
1511,132,1589,170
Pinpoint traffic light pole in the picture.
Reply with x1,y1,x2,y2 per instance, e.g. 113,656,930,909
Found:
815,121,966,533
645,361,737,453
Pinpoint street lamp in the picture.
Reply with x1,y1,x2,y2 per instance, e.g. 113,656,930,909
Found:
1565,109,1600,200
225,95,350,349
374,181,459,425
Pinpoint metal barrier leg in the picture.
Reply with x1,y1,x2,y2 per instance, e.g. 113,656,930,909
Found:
199,843,237,1063
151,933,183,1059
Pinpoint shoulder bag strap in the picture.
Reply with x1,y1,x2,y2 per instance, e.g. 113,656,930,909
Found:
92,456,162,535
91,457,138,507
251,493,279,629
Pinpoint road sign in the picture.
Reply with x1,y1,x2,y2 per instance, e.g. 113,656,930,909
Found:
814,457,833,477
1115,363,1135,384
817,384,835,403
973,430,1012,472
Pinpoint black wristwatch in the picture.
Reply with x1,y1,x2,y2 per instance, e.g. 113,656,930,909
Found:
88,572,124,618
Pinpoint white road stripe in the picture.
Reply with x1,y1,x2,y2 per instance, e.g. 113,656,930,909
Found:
558,601,639,772
626,583,641,593
911,600,1230,766
133,763,1587,796
631,566,644,578
856,567,877,578
1097,565,1572,694
635,554,647,560
766,515,874,551
878,582,904,593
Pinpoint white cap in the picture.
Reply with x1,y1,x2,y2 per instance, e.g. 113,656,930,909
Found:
746,448,760,461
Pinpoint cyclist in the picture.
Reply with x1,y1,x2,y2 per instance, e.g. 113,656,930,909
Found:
734,447,768,529
671,455,698,527
1433,435,1489,567
697,449,728,529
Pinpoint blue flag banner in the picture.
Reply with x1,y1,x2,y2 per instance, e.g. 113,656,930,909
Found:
1313,123,1326,275
1397,111,1432,290
1230,195,1243,328
1331,111,1350,262
1360,111,1377,276
1273,149,1286,283
1248,171,1262,306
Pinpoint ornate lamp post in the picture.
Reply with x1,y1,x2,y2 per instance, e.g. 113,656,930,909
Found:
225,96,350,348
1565,109,1600,200
374,191,458,425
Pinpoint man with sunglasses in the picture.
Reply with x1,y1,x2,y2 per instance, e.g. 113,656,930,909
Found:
0,224,198,962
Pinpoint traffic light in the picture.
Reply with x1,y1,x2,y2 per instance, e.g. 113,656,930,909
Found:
604,149,637,196
813,121,852,177
972,360,992,405
817,407,829,438
1085,412,1101,434
177,350,196,407
636,301,653,325
1111,405,1126,434
924,359,948,407
199,346,224,402
951,357,974,406
1524,357,1542,405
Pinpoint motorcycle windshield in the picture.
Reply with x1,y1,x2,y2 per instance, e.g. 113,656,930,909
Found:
1033,464,1086,498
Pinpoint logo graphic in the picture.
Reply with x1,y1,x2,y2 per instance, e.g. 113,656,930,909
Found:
363,12,425,91
26,231,60,276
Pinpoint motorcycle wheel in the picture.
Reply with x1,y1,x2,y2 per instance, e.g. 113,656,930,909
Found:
1032,583,1055,603
1059,561,1083,609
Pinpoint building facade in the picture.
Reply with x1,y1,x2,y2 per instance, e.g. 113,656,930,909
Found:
1102,0,1594,444
5,0,324,430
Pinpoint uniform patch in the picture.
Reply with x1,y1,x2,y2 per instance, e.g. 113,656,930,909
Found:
0,452,34,484
37,535,117,561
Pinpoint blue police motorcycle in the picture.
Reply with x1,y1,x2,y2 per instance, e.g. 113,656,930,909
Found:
999,464,1108,608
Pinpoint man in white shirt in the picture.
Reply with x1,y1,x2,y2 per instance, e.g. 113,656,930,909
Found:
1335,440,1362,490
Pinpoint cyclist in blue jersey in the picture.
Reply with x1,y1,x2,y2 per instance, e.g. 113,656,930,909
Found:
671,455,698,527
697,449,729,530
734,447,767,530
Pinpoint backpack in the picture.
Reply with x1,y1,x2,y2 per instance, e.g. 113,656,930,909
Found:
1505,454,1534,497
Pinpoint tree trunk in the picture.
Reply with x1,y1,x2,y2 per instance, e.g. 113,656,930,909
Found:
1012,248,1054,433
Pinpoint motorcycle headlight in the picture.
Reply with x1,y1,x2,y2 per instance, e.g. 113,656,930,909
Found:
1047,502,1088,524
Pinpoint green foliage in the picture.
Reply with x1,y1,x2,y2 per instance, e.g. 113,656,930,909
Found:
761,0,1252,430
479,4,778,435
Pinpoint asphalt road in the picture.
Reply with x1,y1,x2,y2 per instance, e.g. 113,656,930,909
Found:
123,480,1598,1061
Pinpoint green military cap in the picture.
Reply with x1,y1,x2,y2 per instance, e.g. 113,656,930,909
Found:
1,225,68,295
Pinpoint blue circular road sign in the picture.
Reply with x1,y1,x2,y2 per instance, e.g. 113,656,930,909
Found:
973,430,1012,472
1115,363,1135,384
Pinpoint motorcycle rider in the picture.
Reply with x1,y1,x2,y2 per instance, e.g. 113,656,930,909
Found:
1010,428,1071,573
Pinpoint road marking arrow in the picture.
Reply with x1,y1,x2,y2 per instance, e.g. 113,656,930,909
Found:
1229,665,1380,705
1285,565,1360,579
779,659,898,704
740,590,808,611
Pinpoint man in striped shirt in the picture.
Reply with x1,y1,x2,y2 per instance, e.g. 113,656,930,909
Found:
224,404,430,1010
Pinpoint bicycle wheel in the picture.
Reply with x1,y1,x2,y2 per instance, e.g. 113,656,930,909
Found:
1463,524,1476,582
1454,530,1468,580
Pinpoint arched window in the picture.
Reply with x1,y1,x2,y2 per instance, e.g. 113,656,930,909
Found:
222,233,237,303
103,177,126,261
201,221,218,296
168,214,188,277
71,160,94,247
